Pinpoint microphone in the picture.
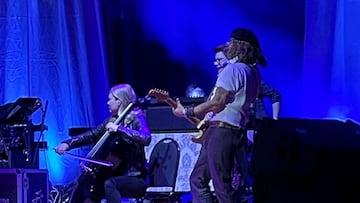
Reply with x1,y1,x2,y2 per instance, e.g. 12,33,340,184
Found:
40,100,48,131
33,100,49,131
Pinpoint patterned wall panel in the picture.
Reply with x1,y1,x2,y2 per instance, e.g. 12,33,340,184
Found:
145,131,214,192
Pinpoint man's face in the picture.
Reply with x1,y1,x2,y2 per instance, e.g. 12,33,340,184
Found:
214,51,228,72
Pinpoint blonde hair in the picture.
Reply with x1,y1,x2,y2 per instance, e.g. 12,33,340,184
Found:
110,83,137,106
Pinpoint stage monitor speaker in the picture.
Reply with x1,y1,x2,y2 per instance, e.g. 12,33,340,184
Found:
251,118,360,203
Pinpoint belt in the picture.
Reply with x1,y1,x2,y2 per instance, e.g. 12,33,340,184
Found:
208,121,242,130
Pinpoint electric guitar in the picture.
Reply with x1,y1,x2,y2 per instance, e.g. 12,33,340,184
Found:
148,88,208,143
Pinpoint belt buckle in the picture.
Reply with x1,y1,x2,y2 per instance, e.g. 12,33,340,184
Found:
210,121,237,129
221,121,241,130
218,122,227,128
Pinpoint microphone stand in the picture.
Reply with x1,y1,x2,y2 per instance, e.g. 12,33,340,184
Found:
31,100,48,168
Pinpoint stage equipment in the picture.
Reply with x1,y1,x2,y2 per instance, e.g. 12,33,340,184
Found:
0,97,48,168
0,168,49,203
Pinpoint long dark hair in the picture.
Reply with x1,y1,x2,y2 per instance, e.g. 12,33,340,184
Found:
226,39,264,67
213,43,228,53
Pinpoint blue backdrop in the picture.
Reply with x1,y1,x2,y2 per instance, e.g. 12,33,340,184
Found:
0,0,109,185
1,0,359,186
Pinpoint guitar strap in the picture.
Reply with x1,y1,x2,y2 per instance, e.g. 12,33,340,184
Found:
204,87,216,120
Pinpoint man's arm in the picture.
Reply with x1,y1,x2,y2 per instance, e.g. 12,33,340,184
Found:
261,82,282,119
193,87,231,115
272,102,280,120
173,86,232,118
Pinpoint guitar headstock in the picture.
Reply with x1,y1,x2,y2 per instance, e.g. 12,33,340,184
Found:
148,88,170,101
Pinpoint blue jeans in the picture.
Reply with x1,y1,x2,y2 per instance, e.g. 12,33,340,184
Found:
190,126,245,203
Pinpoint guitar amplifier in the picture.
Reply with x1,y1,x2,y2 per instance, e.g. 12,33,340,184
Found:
144,97,206,132
145,106,197,132
0,168,49,203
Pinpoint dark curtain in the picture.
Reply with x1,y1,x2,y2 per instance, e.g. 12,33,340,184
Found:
104,0,360,121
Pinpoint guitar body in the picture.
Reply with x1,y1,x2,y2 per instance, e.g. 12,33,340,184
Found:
191,130,204,143
191,118,209,143
148,88,208,143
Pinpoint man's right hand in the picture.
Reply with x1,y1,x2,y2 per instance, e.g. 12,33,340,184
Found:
55,143,69,155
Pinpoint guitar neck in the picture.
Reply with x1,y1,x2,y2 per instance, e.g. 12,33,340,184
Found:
164,98,201,125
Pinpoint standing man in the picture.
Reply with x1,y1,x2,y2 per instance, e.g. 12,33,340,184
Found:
172,28,263,203
230,30,281,198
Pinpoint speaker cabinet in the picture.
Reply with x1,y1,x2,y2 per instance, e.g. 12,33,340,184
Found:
251,118,360,203
145,106,197,132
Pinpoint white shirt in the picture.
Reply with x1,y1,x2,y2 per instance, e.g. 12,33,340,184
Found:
210,62,260,129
